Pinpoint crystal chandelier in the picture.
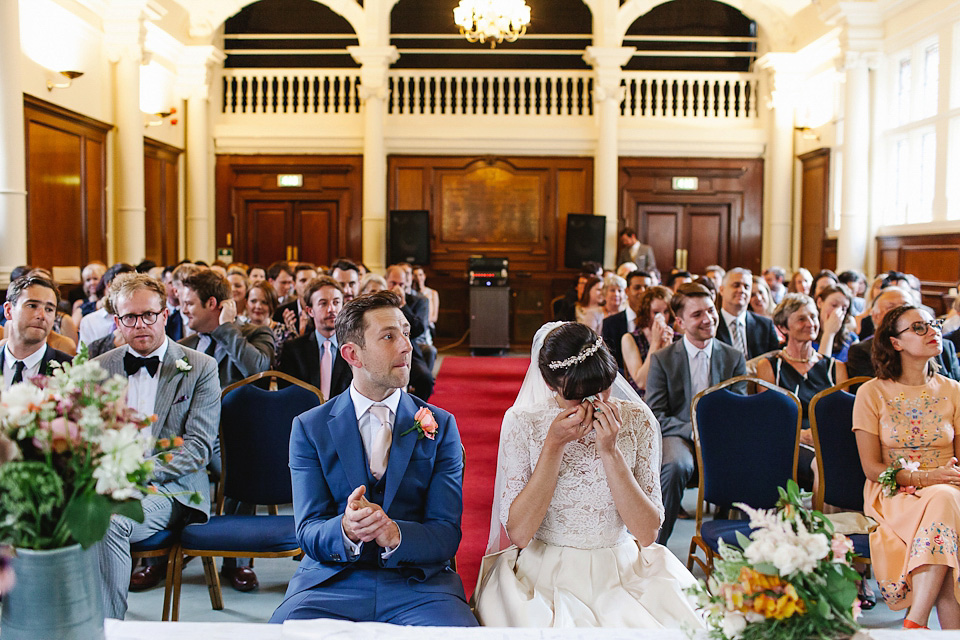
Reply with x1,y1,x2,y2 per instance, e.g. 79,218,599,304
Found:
453,0,531,48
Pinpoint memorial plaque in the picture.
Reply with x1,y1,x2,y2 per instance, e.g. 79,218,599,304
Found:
440,166,540,244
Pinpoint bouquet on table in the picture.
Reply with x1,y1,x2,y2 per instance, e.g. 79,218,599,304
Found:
690,481,862,640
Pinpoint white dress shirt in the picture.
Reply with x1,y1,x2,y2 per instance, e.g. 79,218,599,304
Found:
125,338,169,419
626,306,639,334
78,307,114,346
1,344,47,391
720,308,748,353
682,335,714,396
340,383,404,558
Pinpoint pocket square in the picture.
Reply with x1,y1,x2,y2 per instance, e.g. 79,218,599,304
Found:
173,394,189,405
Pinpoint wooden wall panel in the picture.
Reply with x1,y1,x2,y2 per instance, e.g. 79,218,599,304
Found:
798,149,829,274
24,96,110,272
876,234,960,315
144,138,182,267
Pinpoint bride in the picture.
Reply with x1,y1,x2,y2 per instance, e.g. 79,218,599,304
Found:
473,321,703,628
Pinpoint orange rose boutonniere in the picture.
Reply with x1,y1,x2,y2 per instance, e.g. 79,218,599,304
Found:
400,407,439,440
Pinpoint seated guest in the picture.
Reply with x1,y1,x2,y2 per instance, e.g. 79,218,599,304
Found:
279,277,351,400
704,264,725,291
859,271,913,340
665,270,693,292
602,274,627,318
171,263,203,340
646,283,746,544
554,263,602,322
750,275,776,319
78,263,136,347
330,258,361,303
4,266,78,355
248,265,266,286
838,270,867,315
788,267,813,295
621,285,675,397
162,265,184,341
616,261,637,279
715,268,781,360
274,263,318,334
384,267,435,399
269,292,477,626
814,283,858,362
395,262,437,371
853,304,960,630
226,268,249,320
811,269,839,299
574,275,604,333
848,286,960,381
267,260,296,306
1,272,73,390
601,270,651,369
756,293,847,489
855,274,888,338
243,281,297,362
763,266,787,304
94,273,219,619
360,273,388,295
72,260,106,323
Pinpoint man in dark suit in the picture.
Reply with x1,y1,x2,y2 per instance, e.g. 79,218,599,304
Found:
848,286,960,380
93,273,219,619
273,263,318,330
269,291,476,626
646,283,747,544
385,265,434,400
715,267,781,360
602,270,652,369
279,276,352,400
1,271,72,390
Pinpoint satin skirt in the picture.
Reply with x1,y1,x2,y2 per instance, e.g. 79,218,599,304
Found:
473,539,705,629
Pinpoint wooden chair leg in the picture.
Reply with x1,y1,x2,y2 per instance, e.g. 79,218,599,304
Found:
161,547,177,621
201,556,224,610
171,551,183,622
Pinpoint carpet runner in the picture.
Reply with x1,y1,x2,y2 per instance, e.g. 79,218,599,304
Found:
429,355,530,598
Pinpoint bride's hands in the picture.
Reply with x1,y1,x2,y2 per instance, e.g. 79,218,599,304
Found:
545,402,594,448
591,398,622,456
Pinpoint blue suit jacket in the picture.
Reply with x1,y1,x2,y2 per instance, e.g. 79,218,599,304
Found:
285,388,465,600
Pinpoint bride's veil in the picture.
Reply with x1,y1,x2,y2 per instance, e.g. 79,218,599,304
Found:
484,321,645,554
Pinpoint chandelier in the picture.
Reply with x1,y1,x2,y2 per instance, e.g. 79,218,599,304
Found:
453,0,531,48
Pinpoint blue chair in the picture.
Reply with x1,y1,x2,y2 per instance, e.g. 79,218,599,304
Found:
130,529,178,620
687,375,802,576
808,377,874,562
170,371,323,620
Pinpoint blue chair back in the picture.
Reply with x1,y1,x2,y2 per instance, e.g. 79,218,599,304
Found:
809,378,871,512
219,375,322,506
693,376,801,511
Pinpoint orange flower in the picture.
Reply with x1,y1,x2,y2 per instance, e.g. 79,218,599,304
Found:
157,438,170,448
172,436,184,447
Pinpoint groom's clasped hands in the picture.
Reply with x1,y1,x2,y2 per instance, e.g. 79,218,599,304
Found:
342,485,401,548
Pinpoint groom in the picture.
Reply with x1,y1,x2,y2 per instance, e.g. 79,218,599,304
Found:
270,291,477,625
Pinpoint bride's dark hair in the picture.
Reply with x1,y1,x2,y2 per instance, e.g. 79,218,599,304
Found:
538,323,617,400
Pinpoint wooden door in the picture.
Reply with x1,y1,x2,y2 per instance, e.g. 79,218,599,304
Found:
295,201,338,266
240,200,339,266
799,149,830,273
243,201,292,266
144,139,181,266
636,202,730,273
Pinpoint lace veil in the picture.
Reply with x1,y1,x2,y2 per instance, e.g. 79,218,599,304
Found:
484,321,645,553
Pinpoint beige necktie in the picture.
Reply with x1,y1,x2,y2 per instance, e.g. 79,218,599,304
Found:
692,349,710,397
368,404,392,480
319,340,332,400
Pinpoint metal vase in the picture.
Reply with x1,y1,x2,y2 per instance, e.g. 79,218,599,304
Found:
1,544,105,640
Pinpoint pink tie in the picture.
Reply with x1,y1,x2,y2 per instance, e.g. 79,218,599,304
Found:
319,340,332,401
368,404,392,480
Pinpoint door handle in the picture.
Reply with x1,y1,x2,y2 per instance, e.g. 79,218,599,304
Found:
286,245,292,261
293,246,299,261
682,249,689,270
675,249,681,269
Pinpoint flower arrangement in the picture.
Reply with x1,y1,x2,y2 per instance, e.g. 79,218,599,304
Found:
0,346,166,551
690,481,862,640
401,407,439,440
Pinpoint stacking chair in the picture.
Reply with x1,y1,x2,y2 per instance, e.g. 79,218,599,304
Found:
687,375,802,576
170,371,323,620
808,377,873,562
130,530,178,620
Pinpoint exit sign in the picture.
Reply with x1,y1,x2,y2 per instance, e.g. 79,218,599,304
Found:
277,174,303,188
672,176,698,191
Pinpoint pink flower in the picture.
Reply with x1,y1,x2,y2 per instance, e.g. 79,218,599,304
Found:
0,547,15,595
831,533,854,562
414,407,438,440
33,417,81,454
852,597,862,620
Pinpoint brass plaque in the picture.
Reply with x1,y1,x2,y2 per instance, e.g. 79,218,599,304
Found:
440,166,540,243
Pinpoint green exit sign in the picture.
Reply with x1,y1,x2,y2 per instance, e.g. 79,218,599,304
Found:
277,174,303,188
672,176,698,191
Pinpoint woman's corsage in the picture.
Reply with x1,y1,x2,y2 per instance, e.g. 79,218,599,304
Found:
878,457,920,496
400,407,439,440
175,358,192,374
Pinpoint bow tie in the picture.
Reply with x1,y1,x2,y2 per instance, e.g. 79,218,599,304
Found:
124,352,161,377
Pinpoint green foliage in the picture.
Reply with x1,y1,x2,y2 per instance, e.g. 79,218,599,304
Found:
63,493,144,549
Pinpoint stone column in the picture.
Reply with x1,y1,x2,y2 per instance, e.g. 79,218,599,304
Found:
0,0,27,284
584,46,635,268
756,53,802,272
348,45,399,274
178,45,225,262
104,6,150,265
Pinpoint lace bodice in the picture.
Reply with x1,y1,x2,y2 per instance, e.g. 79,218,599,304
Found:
498,397,665,549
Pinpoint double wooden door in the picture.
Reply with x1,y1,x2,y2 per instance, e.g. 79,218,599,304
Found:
241,200,339,266
635,202,730,274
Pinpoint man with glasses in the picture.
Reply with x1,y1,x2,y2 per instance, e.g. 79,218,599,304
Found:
847,286,960,380
93,273,220,619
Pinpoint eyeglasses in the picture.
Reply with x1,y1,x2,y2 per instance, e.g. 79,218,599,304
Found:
895,319,943,336
118,310,163,328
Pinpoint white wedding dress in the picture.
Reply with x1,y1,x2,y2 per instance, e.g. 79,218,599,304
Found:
473,396,704,629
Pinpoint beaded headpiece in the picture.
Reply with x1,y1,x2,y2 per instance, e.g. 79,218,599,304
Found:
548,336,603,370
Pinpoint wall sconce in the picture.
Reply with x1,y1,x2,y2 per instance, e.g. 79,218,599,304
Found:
144,107,178,128
47,70,83,91
794,126,820,141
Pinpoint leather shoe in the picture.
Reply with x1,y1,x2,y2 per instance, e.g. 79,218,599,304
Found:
858,581,877,610
129,563,166,592
221,566,259,592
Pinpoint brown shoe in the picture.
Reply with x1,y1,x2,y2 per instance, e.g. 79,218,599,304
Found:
221,566,259,592
129,563,166,592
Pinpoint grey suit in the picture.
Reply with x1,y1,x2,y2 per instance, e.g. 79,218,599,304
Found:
94,341,220,619
179,321,275,388
646,338,746,544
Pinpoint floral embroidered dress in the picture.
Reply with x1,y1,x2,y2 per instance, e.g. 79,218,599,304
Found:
852,375,960,610
473,397,703,628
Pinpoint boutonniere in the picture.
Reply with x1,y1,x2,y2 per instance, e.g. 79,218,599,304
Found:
175,358,192,374
400,407,439,440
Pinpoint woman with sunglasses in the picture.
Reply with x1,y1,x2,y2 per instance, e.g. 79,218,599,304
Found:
853,306,960,629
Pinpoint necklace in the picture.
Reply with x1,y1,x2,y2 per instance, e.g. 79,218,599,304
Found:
779,348,819,364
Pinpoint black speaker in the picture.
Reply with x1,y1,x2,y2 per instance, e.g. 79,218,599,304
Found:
387,210,430,265
564,214,605,269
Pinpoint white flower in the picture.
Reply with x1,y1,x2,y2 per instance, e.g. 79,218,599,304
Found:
744,611,765,623
93,425,150,500
719,611,747,638
1,383,48,425
175,358,192,373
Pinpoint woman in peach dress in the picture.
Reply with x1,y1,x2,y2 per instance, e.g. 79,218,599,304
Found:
853,304,960,630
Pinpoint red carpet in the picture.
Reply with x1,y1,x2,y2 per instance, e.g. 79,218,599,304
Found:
429,356,530,598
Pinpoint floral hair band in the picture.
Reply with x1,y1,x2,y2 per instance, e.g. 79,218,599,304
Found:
548,337,603,370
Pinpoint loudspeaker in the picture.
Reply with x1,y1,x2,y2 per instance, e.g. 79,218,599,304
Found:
388,210,430,265
564,214,605,269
